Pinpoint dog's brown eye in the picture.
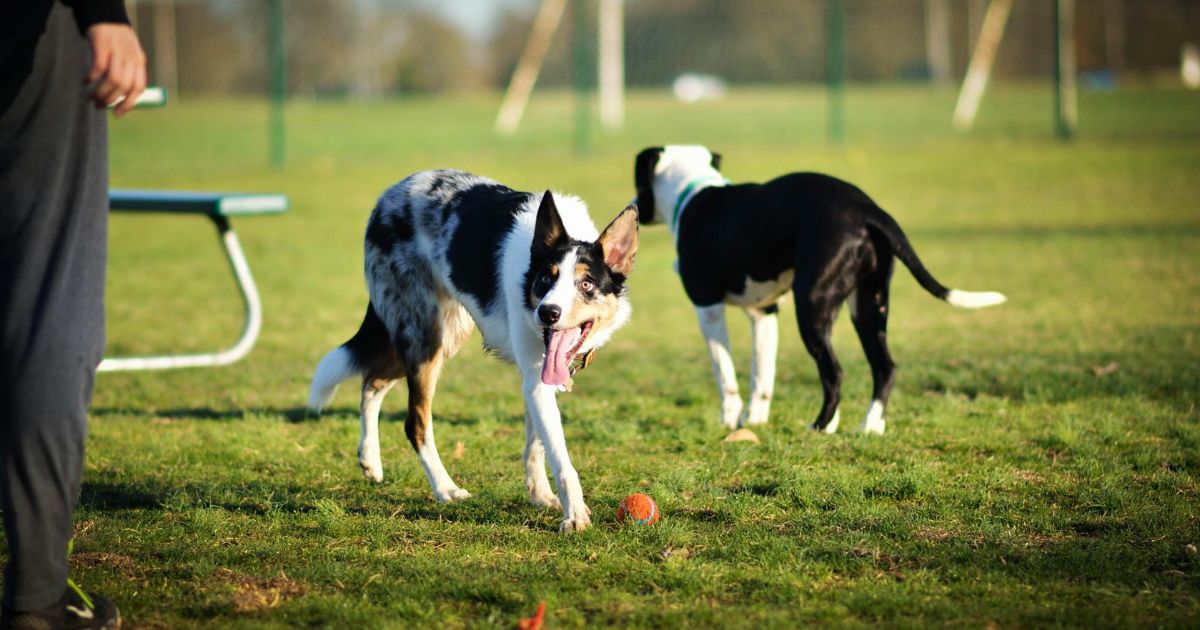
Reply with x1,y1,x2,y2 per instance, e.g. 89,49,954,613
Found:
539,274,554,286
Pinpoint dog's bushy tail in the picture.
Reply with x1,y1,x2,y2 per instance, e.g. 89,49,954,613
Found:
308,304,390,412
864,207,1006,309
308,345,357,412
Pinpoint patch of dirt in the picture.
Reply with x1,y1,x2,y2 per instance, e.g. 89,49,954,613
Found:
217,568,308,613
913,526,955,542
72,552,142,578
1025,532,1072,547
1012,469,1045,484
847,547,906,581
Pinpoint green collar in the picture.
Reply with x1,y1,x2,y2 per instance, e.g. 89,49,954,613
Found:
671,175,728,230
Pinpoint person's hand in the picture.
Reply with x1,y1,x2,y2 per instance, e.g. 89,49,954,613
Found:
84,23,147,117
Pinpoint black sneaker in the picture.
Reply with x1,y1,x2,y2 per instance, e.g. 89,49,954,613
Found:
0,584,119,630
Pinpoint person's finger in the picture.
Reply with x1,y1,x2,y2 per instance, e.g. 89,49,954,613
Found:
92,73,120,108
114,63,145,117
85,35,112,85
115,58,137,99
108,60,133,108
95,63,134,109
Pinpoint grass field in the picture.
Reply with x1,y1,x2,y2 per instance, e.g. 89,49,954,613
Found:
8,84,1199,627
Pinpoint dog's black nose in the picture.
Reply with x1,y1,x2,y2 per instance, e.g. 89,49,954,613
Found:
538,304,561,325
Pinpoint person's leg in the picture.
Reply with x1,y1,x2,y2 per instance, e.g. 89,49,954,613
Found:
0,2,108,612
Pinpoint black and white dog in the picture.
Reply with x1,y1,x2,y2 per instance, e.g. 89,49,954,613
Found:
633,145,1005,435
309,170,638,532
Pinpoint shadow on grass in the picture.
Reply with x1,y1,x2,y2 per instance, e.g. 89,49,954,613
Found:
77,477,560,531
90,405,487,428
78,479,346,516
89,406,314,423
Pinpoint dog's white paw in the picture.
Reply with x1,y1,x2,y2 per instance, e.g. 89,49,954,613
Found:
528,490,562,511
861,418,886,435
358,448,384,483
435,487,472,503
721,396,744,429
559,507,592,533
808,409,840,434
740,394,772,426
860,400,886,435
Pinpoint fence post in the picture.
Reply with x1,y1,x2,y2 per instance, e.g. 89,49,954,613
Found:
826,0,846,145
1055,0,1078,140
267,0,286,168
573,0,594,154
597,0,624,130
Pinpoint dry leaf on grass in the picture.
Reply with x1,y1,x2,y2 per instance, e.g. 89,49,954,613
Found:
723,428,760,443
1091,361,1120,377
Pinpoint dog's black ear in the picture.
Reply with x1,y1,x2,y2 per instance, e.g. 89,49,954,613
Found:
533,190,567,252
710,152,723,171
634,147,663,224
599,204,639,277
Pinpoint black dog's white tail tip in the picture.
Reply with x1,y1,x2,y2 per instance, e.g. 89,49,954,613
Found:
946,289,1007,309
308,346,357,412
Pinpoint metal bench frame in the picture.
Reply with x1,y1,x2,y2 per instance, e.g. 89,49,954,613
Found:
99,190,288,372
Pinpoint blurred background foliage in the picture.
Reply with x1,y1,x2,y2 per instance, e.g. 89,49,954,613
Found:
129,0,1200,99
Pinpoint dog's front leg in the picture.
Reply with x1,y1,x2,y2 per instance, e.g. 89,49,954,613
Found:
741,306,778,426
523,380,590,532
696,304,743,429
524,409,561,510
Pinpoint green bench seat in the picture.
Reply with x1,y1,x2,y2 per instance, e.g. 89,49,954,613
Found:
108,189,288,219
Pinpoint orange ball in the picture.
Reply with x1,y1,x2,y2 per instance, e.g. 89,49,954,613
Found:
616,493,660,525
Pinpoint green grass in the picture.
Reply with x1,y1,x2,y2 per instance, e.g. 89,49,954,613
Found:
7,84,1200,627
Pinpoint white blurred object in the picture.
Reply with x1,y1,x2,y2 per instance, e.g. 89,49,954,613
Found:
1183,43,1200,89
672,73,727,103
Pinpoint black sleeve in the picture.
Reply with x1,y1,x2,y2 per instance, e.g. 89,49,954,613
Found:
62,0,130,33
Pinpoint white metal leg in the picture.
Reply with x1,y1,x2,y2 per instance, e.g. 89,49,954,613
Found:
98,218,262,372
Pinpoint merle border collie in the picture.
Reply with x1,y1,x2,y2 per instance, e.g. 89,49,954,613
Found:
309,169,638,532
634,146,1005,435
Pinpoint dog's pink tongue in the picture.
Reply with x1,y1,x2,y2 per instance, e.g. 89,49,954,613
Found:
541,327,582,386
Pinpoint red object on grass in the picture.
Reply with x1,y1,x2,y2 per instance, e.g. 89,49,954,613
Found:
617,493,660,525
516,601,546,630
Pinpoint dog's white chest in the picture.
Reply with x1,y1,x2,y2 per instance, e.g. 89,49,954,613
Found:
725,271,794,308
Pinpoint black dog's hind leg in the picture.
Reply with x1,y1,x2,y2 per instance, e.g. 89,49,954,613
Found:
850,252,896,434
795,288,844,433
793,233,862,433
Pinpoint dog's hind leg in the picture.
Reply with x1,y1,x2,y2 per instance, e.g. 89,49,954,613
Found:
740,304,780,426
360,367,401,483
796,300,845,433
404,352,470,502
794,262,858,434
402,300,474,503
794,224,863,434
524,409,561,510
695,304,743,429
850,255,896,435
346,303,405,482
796,296,843,434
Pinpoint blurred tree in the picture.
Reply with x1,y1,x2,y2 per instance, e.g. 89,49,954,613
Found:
174,1,261,96
150,0,1200,98
285,0,356,97
390,10,482,94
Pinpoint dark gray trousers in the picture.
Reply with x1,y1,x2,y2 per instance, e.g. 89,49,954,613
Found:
0,2,108,611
